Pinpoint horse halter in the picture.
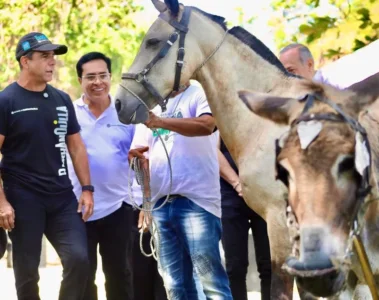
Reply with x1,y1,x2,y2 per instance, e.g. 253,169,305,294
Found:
121,7,192,112
276,93,372,240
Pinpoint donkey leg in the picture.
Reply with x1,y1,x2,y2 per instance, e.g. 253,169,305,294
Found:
266,210,294,300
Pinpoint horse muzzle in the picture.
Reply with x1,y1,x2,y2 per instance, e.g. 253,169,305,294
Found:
115,98,149,125
282,227,346,297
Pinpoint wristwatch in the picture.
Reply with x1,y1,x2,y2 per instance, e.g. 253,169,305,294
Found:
82,185,95,193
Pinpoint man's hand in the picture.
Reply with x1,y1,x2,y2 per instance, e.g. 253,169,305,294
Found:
233,182,243,198
77,191,94,222
128,146,149,163
138,211,151,233
144,112,163,129
0,199,15,231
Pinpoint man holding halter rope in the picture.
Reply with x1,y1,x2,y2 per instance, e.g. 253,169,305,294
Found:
129,82,232,299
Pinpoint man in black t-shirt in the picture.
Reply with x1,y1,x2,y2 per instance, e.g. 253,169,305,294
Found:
0,32,93,300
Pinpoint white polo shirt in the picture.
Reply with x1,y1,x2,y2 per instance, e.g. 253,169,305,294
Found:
67,95,135,221
314,39,379,89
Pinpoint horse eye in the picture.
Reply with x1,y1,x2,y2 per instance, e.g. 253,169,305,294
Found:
338,157,355,173
146,38,161,47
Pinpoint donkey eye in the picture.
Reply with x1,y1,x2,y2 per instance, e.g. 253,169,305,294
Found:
146,38,161,47
338,157,355,173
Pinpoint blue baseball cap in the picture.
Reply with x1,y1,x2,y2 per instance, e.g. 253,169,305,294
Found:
16,32,68,60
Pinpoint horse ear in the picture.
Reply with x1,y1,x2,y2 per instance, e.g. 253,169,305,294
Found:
238,90,301,125
151,0,167,13
164,0,180,17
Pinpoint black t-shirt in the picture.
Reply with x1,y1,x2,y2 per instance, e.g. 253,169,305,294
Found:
0,82,80,195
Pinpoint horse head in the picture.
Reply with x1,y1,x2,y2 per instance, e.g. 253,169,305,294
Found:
115,0,225,124
238,73,379,297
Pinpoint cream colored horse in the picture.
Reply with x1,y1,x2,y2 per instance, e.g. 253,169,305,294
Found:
115,1,322,298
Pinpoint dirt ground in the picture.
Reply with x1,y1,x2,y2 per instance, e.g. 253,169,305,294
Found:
0,236,300,300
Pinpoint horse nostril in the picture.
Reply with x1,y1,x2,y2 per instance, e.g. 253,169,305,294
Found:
115,99,122,112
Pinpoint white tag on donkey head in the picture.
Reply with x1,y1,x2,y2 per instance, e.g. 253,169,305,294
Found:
355,132,370,176
296,120,323,150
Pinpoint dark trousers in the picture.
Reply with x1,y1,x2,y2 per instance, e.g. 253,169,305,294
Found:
83,202,134,300
132,209,167,300
4,183,89,300
221,200,272,300
0,227,6,259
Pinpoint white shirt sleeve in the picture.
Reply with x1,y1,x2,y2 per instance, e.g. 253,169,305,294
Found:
130,124,149,149
313,69,325,84
189,86,212,117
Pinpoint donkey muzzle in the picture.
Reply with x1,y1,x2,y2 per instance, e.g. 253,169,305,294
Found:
282,227,346,297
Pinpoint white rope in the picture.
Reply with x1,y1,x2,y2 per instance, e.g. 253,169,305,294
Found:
118,84,172,259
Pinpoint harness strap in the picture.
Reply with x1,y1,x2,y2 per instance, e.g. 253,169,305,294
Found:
316,93,366,134
300,94,315,115
159,12,189,33
121,7,192,112
173,8,191,92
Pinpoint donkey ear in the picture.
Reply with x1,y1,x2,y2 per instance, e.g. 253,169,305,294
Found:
152,0,167,13
238,90,301,125
344,72,379,113
164,0,180,17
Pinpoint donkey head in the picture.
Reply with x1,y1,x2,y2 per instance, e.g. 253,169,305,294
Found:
239,73,379,297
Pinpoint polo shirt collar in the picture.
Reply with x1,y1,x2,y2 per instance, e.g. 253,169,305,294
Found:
76,94,115,109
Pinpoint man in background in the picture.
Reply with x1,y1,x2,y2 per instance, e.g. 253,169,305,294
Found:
279,43,316,80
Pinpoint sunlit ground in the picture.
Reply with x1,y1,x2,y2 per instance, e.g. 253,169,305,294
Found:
1,236,300,300
0,258,300,300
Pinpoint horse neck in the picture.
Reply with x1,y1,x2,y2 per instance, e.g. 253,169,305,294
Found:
193,30,300,160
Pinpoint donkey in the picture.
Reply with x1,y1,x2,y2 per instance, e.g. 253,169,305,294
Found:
115,0,328,298
239,72,379,299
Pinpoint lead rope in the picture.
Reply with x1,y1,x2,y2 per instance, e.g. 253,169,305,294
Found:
127,127,173,260
122,84,173,260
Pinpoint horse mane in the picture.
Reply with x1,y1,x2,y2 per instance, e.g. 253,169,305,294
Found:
228,27,289,74
189,7,292,76
190,7,228,30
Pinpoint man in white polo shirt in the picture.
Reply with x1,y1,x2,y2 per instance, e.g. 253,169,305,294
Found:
67,52,135,300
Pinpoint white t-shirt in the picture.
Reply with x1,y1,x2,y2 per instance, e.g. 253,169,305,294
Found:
130,85,221,217
314,39,379,89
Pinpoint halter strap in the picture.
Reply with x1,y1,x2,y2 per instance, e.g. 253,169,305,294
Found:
121,7,192,112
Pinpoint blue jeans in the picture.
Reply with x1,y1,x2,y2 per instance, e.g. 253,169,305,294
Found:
152,196,232,300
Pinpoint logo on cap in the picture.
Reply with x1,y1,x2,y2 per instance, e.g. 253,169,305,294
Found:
34,34,48,43
22,41,31,51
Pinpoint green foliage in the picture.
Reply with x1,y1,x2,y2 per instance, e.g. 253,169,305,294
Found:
0,0,146,98
270,0,379,66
